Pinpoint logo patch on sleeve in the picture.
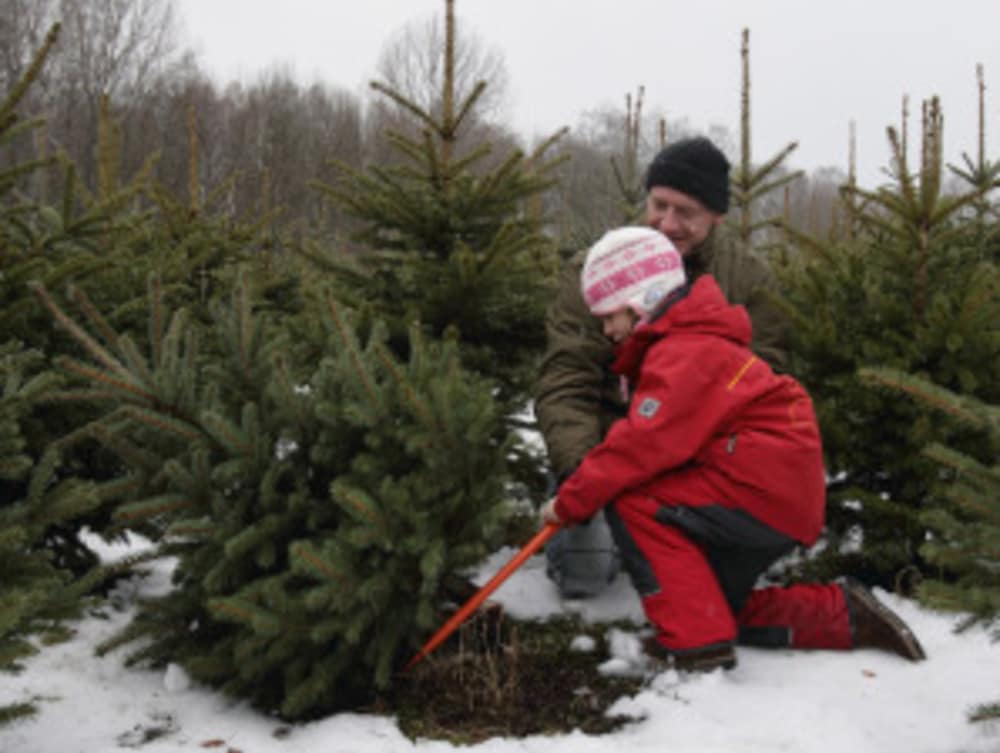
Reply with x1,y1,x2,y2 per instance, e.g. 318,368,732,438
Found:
637,397,661,418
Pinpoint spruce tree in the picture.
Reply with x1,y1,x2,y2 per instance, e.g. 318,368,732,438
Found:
0,341,106,725
607,85,652,226
3,19,296,516
308,0,562,410
307,0,563,505
135,102,292,324
773,97,999,587
860,367,999,723
859,368,999,627
1,22,125,601
34,272,512,719
1,24,112,356
730,28,802,251
1,24,180,571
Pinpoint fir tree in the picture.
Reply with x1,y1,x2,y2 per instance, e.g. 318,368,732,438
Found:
860,368,999,723
0,22,134,578
308,0,563,409
1,23,110,355
3,20,295,515
0,341,105,725
34,272,513,719
773,96,999,587
2,21,285,359
307,0,563,505
859,368,999,628
730,28,802,252
948,64,1000,230
607,85,652,226
136,102,292,323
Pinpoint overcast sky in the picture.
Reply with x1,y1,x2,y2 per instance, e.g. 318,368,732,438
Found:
176,0,1000,187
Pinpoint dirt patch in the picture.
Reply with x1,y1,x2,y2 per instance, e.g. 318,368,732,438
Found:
384,614,647,744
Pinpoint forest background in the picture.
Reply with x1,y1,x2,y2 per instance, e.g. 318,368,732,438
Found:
3,0,878,247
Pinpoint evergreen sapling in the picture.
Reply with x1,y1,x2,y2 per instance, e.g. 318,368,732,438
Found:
35,272,513,719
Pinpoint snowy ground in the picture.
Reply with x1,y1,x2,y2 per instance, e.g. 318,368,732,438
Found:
1,534,998,753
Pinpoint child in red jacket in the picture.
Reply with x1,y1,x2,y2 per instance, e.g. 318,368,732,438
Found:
541,226,925,671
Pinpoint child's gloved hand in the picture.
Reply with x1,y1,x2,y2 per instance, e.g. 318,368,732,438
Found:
540,497,564,525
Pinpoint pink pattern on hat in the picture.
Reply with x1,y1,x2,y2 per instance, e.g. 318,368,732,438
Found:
581,227,686,319
584,253,682,310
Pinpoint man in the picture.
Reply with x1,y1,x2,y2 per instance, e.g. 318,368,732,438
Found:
534,136,785,599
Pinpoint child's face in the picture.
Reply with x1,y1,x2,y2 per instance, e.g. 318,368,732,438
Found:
600,308,639,343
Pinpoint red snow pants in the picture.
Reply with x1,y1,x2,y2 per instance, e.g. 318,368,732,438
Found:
606,492,853,654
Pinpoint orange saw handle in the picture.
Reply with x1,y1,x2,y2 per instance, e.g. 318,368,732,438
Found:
405,522,561,670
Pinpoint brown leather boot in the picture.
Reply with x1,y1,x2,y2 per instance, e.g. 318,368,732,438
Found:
643,637,737,673
842,578,926,661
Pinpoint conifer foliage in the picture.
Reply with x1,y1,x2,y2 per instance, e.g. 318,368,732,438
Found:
0,342,104,725
774,97,999,586
1,23,106,360
0,25,124,725
861,368,999,724
34,273,512,719
730,29,802,251
859,368,999,633
310,0,563,407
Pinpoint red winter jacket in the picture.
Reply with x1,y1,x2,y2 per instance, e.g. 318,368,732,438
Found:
554,275,826,545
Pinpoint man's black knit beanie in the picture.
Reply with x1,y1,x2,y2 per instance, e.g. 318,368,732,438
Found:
644,136,730,214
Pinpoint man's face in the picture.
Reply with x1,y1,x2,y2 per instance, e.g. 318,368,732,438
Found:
644,185,724,256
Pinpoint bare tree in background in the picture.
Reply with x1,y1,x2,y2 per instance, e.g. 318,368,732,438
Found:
544,133,621,251
777,165,847,238
54,0,179,100
366,10,512,165
0,0,58,94
374,11,509,122
542,97,714,254
40,0,183,186
133,54,222,202
1,1,849,248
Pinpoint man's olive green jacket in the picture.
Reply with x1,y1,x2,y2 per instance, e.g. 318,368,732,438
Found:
533,226,787,479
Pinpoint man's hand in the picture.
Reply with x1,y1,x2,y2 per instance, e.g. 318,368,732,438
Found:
540,497,564,525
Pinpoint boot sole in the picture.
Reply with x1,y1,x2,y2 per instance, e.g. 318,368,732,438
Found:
846,580,927,662
644,638,737,673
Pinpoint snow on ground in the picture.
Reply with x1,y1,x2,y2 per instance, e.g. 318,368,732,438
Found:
1,534,998,753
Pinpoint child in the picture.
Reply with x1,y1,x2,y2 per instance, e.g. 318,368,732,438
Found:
541,226,925,671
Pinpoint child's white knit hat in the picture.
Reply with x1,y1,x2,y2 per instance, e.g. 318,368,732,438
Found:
581,227,685,320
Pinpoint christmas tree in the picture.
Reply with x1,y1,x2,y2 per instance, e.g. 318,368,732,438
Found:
308,0,562,410
1,29,128,726
306,0,563,505
0,341,104,725
0,24,189,573
860,368,998,723
859,368,998,628
729,28,802,252
34,271,513,719
773,96,999,587
1,23,117,362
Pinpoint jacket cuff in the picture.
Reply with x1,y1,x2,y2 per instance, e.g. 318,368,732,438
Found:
555,493,595,525
554,497,575,524
555,467,577,488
